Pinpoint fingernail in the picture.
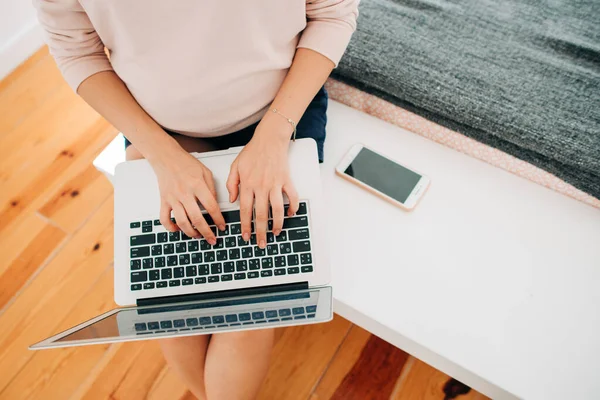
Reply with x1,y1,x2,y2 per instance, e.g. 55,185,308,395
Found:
243,232,249,241
274,230,281,236
259,239,266,248
209,238,216,245
219,224,226,231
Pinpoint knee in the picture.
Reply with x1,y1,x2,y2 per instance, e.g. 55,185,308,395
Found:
223,328,275,348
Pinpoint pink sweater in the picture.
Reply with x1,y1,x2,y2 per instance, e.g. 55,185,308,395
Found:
34,0,358,136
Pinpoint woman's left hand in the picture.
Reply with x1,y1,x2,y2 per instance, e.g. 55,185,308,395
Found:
226,115,300,249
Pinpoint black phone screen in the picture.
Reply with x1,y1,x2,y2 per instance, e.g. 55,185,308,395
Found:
344,147,422,204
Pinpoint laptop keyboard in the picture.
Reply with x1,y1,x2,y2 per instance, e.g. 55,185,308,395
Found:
134,305,318,335
128,201,313,291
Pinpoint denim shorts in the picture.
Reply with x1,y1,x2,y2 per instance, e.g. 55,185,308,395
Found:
124,86,328,162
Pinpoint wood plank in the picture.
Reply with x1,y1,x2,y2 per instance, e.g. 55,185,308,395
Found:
0,197,114,392
0,268,114,400
390,357,490,400
328,334,410,400
0,213,66,309
0,46,48,93
310,325,372,400
38,164,113,233
0,53,65,134
257,314,352,400
146,365,190,400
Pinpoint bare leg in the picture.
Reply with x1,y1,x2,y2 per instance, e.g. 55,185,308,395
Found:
204,329,275,400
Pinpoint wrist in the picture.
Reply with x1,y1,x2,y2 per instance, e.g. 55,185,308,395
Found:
144,131,186,167
255,110,294,143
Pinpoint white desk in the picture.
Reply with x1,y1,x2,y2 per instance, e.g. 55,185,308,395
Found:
323,101,600,400
95,101,600,400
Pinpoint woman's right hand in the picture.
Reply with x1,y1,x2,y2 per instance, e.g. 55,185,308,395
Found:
150,148,226,244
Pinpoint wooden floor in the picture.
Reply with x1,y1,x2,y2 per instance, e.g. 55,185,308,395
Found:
0,47,490,400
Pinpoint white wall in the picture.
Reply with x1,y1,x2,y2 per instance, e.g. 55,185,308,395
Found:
0,0,45,79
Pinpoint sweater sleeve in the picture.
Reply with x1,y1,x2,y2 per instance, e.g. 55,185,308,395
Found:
32,0,113,92
298,0,359,67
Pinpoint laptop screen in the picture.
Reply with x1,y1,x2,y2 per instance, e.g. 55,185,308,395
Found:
32,287,331,349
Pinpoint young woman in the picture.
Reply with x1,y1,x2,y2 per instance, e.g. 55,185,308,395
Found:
34,1,358,398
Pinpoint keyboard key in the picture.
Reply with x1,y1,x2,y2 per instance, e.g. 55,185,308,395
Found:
288,267,300,274
261,270,273,277
301,265,313,273
130,222,141,228
287,254,299,266
212,315,225,324
248,271,259,279
297,202,307,215
239,313,251,321
142,258,153,269
278,309,291,317
160,321,173,329
231,223,242,235
268,319,280,323
163,244,174,254
221,274,233,281
175,242,187,253
283,216,308,229
308,314,316,318
301,253,312,265
234,273,246,280
267,244,278,255
289,229,310,241
266,232,274,243
161,269,172,280
204,251,215,262
200,240,211,251
182,278,193,285
179,254,190,265
266,310,278,318
294,315,306,320
157,232,168,243
214,238,224,249
151,245,162,256
142,220,152,227
142,226,152,233
276,230,288,242
274,268,286,276
211,263,222,274
226,314,238,323
130,260,141,270
198,264,209,275
156,281,167,288
181,232,192,241
292,241,311,253
130,234,155,246
241,247,253,258
249,259,260,270
174,267,184,278
155,256,166,268
186,318,199,326
131,271,147,282
208,276,220,283
306,305,317,313
188,240,199,252
216,250,228,261
195,277,207,284
223,210,241,223
186,265,197,277
229,248,241,260
279,243,292,254
203,213,214,226
236,260,248,271
167,255,178,266
169,231,180,242
261,257,273,269
210,226,217,236
292,307,305,315
252,312,265,320
274,256,286,268
154,219,161,226
131,246,150,258
169,279,181,287
225,237,236,248
224,261,235,273
250,234,257,245
174,319,185,327
148,322,159,330
199,317,212,325
191,252,202,264
131,284,142,291
254,247,266,257
242,322,254,325
218,225,230,236
149,270,160,281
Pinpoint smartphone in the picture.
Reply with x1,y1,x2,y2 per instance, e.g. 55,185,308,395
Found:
335,144,430,211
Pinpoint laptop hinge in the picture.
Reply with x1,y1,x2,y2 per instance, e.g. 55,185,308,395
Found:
136,282,309,307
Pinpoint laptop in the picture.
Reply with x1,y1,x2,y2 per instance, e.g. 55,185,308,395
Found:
31,138,332,349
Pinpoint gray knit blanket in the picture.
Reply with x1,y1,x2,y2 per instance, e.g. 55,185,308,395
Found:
333,0,600,199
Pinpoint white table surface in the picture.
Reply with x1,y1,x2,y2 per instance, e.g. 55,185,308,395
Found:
323,101,600,400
